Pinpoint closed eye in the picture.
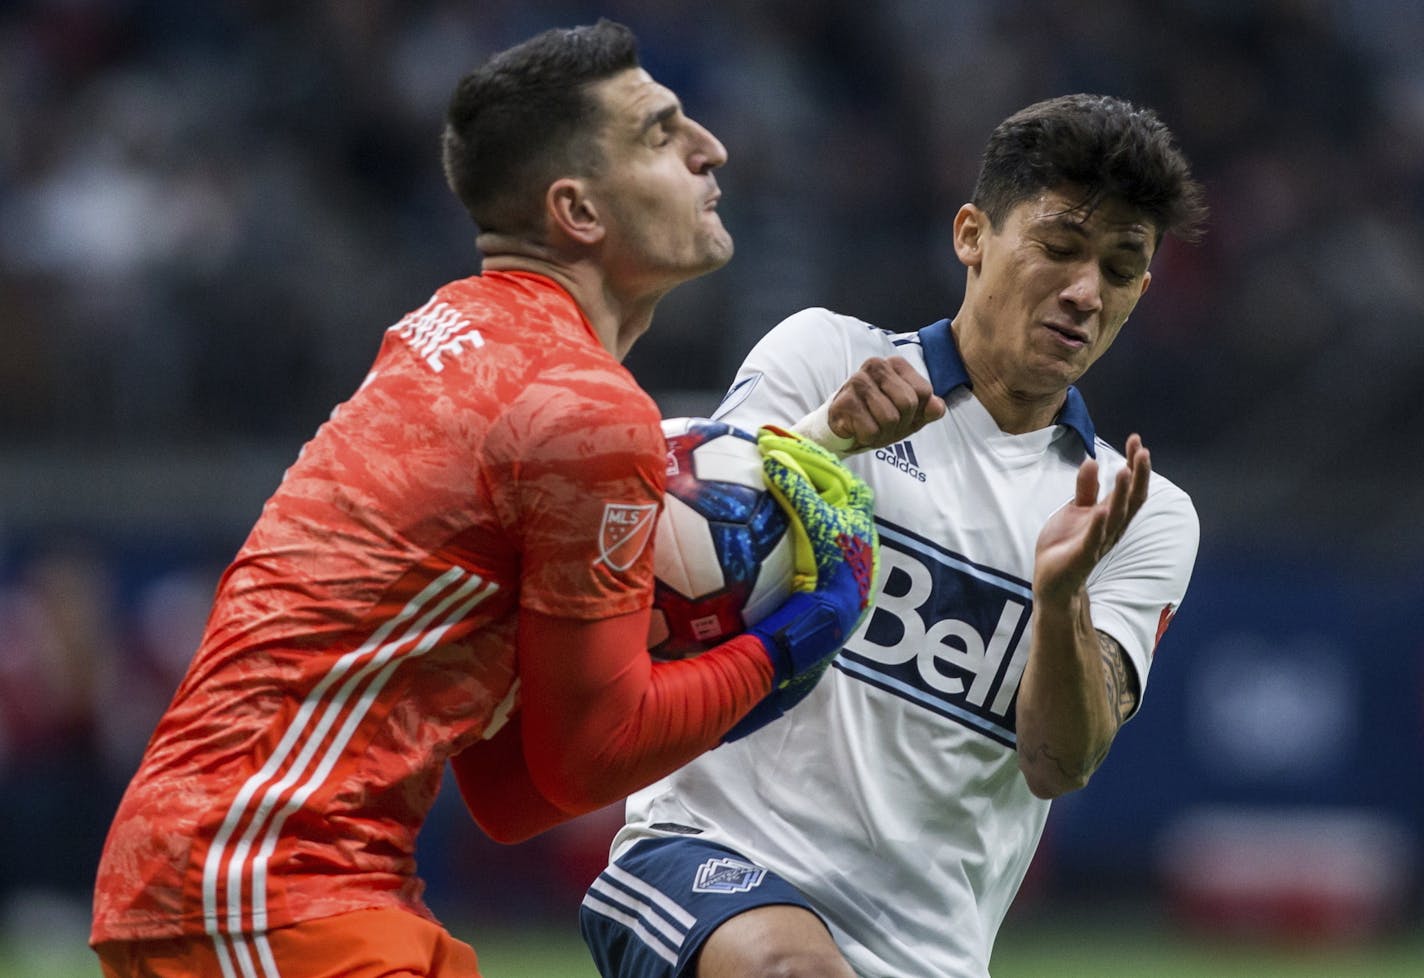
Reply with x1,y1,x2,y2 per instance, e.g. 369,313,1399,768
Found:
641,104,681,148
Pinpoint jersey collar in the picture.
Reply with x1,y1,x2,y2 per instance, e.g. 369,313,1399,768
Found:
917,318,1097,458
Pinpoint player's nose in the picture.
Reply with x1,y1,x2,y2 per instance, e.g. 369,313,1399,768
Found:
687,117,727,173
1060,262,1103,313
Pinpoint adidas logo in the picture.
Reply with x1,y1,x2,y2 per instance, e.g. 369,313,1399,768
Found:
875,441,926,482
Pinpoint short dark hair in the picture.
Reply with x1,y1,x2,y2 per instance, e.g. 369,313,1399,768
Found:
442,20,640,235
972,94,1208,244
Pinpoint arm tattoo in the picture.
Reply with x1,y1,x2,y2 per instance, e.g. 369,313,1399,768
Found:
1098,630,1140,727
1017,634,1142,788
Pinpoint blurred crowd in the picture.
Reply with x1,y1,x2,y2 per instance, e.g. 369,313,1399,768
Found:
0,538,214,928
3,0,1424,931
2,1,1423,538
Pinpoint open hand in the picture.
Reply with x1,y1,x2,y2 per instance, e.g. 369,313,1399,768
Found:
1034,434,1151,601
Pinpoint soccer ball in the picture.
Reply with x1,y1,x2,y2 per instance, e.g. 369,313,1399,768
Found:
647,418,795,661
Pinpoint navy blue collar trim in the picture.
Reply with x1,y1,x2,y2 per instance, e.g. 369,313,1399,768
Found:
916,318,1097,458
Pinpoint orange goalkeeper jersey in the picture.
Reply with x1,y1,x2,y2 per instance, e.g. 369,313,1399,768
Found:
92,271,667,943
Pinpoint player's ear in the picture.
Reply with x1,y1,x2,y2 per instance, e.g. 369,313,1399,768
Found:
1138,269,1152,298
546,178,605,246
952,204,986,269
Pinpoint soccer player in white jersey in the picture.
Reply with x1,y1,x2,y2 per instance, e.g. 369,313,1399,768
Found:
580,93,1210,977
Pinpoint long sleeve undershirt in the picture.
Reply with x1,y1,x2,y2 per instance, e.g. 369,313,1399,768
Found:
451,606,772,842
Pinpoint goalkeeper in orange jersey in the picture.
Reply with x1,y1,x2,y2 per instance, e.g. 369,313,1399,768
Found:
89,20,926,978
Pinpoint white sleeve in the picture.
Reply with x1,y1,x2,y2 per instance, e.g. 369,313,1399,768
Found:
1086,479,1200,711
711,308,862,433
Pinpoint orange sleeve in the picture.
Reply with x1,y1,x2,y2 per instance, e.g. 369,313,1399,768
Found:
512,606,773,815
448,714,580,844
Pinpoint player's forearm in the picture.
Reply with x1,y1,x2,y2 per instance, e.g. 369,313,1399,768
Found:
1015,587,1117,798
449,717,587,844
518,608,773,812
543,637,773,809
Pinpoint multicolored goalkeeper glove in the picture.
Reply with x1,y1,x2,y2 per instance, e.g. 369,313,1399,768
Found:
726,426,879,741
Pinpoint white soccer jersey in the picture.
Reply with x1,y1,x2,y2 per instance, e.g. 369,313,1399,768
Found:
617,308,1199,977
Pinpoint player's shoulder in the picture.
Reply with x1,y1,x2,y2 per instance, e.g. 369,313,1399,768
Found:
513,364,661,439
1093,437,1199,528
767,307,913,354
376,273,658,434
418,271,593,352
377,273,557,380
437,269,575,320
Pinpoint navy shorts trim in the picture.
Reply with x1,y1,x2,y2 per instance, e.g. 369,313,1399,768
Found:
580,837,816,978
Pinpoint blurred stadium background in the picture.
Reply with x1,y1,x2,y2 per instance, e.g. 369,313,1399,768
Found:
1,0,1421,974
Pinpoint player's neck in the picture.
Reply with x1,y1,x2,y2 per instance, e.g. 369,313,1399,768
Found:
480,251,657,360
971,382,1066,436
583,274,660,361
952,322,1067,435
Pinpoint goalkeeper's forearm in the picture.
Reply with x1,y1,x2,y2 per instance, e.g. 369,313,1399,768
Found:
514,607,775,813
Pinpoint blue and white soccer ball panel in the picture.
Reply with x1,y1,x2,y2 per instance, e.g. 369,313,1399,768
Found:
686,431,763,487
655,493,729,598
647,418,794,660
740,532,794,627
